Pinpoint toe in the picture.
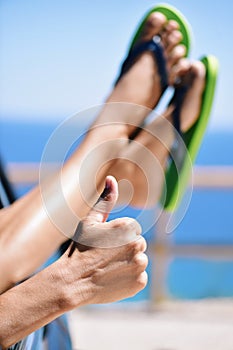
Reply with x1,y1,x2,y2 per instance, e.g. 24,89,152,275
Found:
141,12,167,41
168,44,186,67
170,59,206,88
190,61,206,80
169,58,190,85
166,19,180,32
165,30,183,52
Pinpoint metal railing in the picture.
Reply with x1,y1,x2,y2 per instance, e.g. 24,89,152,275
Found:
6,162,233,189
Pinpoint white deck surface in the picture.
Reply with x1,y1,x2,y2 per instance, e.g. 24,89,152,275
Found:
69,299,233,350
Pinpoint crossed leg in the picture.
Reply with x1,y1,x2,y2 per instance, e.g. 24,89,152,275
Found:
109,59,206,207
0,12,190,290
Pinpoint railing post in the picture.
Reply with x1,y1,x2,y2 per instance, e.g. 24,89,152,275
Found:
150,210,173,304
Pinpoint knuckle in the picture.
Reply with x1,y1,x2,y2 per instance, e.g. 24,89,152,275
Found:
127,239,138,254
133,253,148,270
118,217,142,235
129,271,148,298
110,217,130,229
137,236,147,252
136,271,148,289
121,217,134,231
129,236,147,254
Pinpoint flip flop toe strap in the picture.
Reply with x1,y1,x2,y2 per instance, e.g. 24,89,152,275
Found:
169,86,189,170
115,36,168,93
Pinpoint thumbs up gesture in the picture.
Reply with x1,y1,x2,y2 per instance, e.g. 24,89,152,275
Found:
59,176,148,307
72,175,142,248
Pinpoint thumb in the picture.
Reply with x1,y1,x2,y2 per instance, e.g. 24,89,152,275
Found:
86,175,118,224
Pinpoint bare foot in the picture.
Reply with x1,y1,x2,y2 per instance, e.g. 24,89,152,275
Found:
93,12,187,138
109,13,186,109
168,58,206,132
85,12,189,209
109,60,206,207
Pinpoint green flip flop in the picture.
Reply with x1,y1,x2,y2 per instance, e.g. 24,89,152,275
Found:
115,4,192,90
161,55,219,212
129,3,192,55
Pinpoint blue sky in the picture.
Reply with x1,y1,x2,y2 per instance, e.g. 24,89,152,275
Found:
1,0,233,130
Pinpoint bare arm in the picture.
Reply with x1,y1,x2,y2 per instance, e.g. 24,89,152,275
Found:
0,177,148,348
0,122,127,293
0,263,70,349
0,238,147,348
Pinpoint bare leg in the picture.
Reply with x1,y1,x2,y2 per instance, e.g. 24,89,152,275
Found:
0,13,186,291
111,60,206,207
61,12,187,219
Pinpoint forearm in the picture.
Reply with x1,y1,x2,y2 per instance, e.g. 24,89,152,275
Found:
0,181,148,348
0,262,78,349
0,123,127,292
0,189,65,292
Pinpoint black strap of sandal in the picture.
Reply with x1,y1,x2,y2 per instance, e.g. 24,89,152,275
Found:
169,85,189,170
115,35,168,93
0,157,16,208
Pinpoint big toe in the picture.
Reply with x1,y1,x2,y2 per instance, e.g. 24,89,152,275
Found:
139,12,167,42
139,14,185,65
171,59,206,87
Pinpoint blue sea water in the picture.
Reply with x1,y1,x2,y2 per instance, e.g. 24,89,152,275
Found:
1,119,233,300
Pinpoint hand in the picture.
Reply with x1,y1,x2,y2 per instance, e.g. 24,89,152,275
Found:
56,176,148,308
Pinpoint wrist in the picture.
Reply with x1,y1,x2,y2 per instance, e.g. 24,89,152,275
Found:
51,256,95,311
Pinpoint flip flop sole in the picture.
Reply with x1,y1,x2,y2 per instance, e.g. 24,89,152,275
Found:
130,3,192,56
161,55,219,212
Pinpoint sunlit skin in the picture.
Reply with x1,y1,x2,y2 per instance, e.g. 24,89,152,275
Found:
0,176,149,348
0,12,206,348
110,59,206,207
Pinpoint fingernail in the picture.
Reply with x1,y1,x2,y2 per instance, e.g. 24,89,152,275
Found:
100,183,111,199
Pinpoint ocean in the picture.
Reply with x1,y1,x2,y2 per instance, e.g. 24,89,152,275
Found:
1,119,233,301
